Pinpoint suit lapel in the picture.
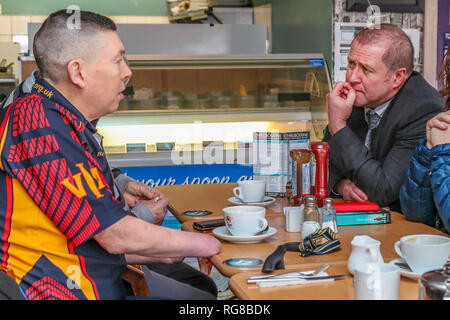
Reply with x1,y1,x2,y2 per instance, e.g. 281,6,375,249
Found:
348,108,367,142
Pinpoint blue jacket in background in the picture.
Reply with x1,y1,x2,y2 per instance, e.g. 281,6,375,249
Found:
399,139,450,233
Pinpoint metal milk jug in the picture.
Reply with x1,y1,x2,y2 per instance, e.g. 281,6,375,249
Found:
419,262,450,300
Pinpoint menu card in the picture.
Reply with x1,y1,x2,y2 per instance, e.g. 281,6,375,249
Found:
252,131,310,197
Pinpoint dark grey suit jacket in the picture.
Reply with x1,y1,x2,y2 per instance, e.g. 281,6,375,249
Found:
323,72,444,212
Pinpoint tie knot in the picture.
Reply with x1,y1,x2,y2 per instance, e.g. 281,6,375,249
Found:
366,110,380,129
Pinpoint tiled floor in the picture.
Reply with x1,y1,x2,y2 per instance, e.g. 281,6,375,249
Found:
218,288,236,300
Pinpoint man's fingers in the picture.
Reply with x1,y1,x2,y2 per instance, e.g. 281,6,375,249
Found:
346,87,356,103
154,196,169,207
349,182,368,201
438,112,450,122
428,119,449,130
334,81,351,91
338,82,352,94
331,82,349,97
344,190,362,202
342,181,368,202
428,112,450,130
346,191,366,202
353,189,368,202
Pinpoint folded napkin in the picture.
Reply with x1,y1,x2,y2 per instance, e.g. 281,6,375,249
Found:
261,228,341,273
256,272,333,288
298,228,341,257
333,201,379,213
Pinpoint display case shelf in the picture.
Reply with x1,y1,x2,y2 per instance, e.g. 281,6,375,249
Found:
94,54,332,166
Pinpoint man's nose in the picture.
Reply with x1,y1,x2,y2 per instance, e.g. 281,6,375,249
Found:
347,67,361,84
122,63,132,84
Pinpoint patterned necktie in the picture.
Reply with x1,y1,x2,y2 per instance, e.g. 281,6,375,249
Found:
364,109,380,150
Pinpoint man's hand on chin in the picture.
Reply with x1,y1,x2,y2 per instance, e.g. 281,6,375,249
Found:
327,82,356,135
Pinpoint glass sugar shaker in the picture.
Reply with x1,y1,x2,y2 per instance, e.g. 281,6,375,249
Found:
321,197,338,233
301,195,321,239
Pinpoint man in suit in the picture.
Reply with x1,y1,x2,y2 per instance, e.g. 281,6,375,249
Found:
323,24,444,212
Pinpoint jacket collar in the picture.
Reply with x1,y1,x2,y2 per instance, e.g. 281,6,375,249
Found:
31,78,97,134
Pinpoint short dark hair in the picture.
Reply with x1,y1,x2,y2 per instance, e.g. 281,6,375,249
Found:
33,9,117,83
353,24,414,75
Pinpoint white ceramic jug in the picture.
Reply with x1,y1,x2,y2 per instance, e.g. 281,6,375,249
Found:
347,235,384,275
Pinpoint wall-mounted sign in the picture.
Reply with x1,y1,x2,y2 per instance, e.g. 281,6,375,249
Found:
119,163,253,187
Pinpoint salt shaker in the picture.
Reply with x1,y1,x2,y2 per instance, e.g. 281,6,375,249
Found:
301,196,321,239
321,197,338,233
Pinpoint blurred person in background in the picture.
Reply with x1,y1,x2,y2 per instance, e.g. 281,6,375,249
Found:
400,49,450,233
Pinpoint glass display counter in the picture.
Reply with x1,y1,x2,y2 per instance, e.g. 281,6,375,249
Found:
97,53,332,174
18,53,332,229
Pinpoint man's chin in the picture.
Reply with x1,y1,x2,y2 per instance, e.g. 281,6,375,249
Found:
109,102,120,113
353,98,367,108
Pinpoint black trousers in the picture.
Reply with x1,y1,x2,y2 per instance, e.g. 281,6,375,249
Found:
0,270,25,300
142,262,218,300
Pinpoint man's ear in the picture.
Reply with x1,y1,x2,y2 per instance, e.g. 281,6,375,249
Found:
391,67,408,90
66,59,86,89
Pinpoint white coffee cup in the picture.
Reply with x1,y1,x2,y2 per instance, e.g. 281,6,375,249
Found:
354,263,400,300
233,180,266,203
223,206,268,236
284,205,304,232
394,234,450,274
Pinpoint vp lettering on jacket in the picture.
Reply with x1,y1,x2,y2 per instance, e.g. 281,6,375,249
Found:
60,163,106,198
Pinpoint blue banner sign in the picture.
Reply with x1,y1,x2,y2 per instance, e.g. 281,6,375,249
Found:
119,163,253,187
119,163,253,229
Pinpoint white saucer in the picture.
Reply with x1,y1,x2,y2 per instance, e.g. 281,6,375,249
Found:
212,226,277,244
388,258,421,280
227,196,276,207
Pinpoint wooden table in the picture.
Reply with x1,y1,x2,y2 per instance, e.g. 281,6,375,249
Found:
181,210,446,278
158,183,287,223
158,183,447,299
228,264,420,300
158,183,237,223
